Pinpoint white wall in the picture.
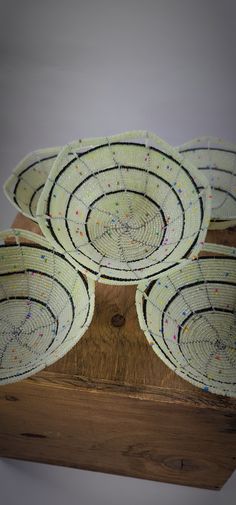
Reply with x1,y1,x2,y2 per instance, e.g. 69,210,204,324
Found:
0,0,235,503
1,0,236,228
1,458,236,505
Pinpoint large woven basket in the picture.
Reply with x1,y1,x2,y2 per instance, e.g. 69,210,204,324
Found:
4,146,62,220
37,131,211,285
136,243,236,397
0,229,95,384
178,136,236,229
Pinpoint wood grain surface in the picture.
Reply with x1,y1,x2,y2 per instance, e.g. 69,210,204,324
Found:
1,213,236,489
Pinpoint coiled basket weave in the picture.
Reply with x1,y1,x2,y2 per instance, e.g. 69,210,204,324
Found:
0,229,95,384
37,131,211,285
3,138,111,221
4,146,62,220
178,136,236,229
136,243,236,397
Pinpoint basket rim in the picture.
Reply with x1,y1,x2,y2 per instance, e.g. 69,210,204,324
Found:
0,227,99,274
136,242,236,292
177,136,236,223
3,145,62,221
177,135,236,153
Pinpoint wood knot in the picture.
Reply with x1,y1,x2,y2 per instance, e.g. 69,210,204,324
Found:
5,395,19,402
111,313,125,327
164,457,196,472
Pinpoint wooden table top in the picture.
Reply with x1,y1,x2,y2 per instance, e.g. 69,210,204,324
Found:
11,213,236,412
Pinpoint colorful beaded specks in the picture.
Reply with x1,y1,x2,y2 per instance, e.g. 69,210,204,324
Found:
136,243,236,397
178,136,236,229
37,130,211,285
3,146,65,221
0,229,95,384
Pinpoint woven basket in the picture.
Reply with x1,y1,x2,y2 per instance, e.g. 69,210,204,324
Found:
136,243,236,397
4,146,63,220
178,137,236,229
4,134,145,221
0,229,95,384
37,131,211,285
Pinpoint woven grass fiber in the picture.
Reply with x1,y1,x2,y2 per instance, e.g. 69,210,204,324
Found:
178,136,236,230
37,131,212,285
0,228,95,384
136,243,236,397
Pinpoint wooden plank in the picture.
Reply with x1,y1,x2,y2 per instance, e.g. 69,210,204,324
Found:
0,213,235,489
0,380,235,490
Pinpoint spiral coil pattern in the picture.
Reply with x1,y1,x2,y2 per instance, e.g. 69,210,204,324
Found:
136,243,236,397
37,131,211,285
3,147,64,220
0,229,95,384
178,136,236,229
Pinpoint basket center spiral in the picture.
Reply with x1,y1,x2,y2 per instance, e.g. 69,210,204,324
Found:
0,298,57,370
179,311,235,380
86,191,166,262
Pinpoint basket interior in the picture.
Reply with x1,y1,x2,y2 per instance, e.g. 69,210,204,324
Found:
179,138,236,221
136,246,236,396
0,230,94,382
37,139,211,283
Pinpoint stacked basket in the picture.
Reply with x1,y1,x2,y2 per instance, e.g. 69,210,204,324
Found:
1,131,236,396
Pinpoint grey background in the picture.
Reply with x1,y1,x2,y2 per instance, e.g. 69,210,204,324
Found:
0,0,235,503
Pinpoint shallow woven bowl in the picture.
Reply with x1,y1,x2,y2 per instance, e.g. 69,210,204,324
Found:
136,243,236,397
0,229,95,384
3,136,128,221
178,137,236,229
4,147,64,220
37,131,211,285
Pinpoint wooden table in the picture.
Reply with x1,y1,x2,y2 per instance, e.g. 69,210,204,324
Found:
0,214,236,489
